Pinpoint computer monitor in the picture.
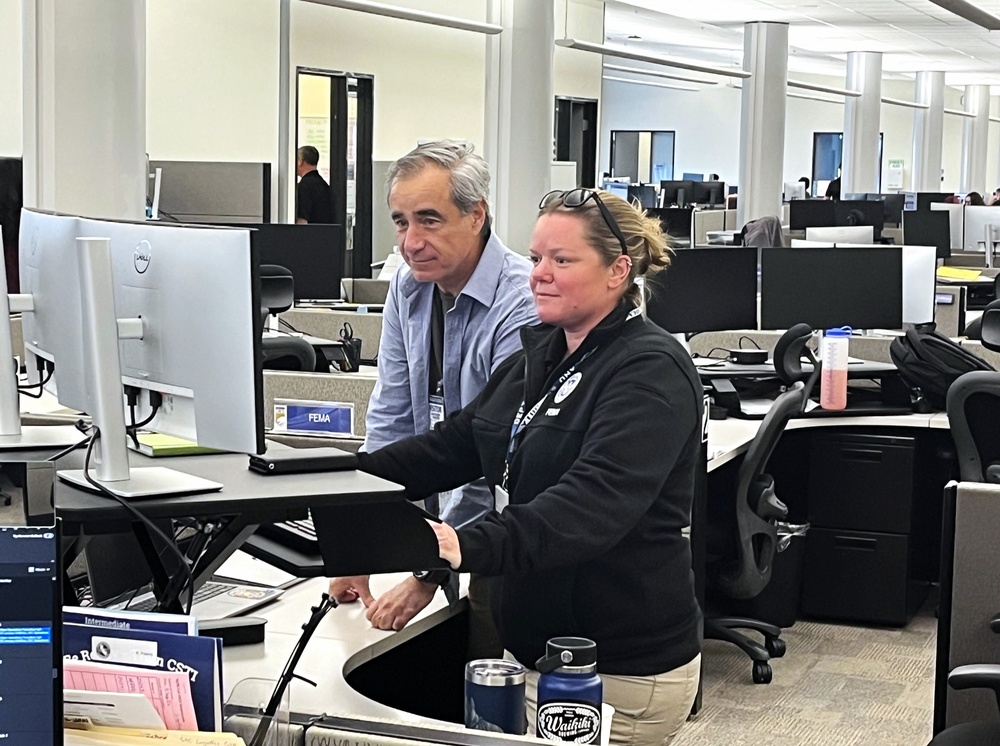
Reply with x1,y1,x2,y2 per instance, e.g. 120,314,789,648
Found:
628,184,658,210
805,226,874,244
873,193,905,225
835,200,884,239
681,172,704,182
0,512,61,746
903,209,951,258
245,223,344,301
692,181,726,207
646,207,693,240
19,209,265,497
784,182,806,201
760,247,903,330
915,192,953,211
962,205,1000,256
644,247,758,334
789,200,835,230
660,180,696,208
901,245,937,326
603,181,629,201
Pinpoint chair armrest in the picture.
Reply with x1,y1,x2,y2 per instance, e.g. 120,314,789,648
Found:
949,664,1000,693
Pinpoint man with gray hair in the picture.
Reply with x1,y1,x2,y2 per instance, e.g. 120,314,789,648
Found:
329,141,537,652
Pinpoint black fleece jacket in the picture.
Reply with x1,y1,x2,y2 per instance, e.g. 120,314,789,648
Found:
357,301,703,676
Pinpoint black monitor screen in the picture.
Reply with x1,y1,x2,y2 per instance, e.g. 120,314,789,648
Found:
660,180,696,208
645,247,758,334
835,200,884,239
628,185,658,210
692,181,725,206
246,223,345,301
789,200,835,230
760,247,902,330
0,516,61,746
916,192,953,211
874,193,905,225
646,208,693,239
904,209,951,259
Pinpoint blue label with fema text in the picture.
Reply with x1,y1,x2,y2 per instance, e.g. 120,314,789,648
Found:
285,404,352,435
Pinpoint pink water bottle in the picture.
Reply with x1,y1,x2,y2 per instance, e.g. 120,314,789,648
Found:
819,327,851,411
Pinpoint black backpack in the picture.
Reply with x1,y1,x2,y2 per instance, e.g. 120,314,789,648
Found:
889,328,994,411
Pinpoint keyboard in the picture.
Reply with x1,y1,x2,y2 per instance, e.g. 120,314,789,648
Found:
129,581,231,612
257,518,320,555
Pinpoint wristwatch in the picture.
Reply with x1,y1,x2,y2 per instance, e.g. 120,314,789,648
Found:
413,569,451,586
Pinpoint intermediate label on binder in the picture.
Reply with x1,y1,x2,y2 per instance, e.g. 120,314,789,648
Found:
273,398,355,437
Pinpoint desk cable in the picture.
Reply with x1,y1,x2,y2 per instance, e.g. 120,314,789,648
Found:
248,593,337,746
80,427,196,615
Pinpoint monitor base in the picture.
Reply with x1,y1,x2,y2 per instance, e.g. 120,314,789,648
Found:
57,467,223,499
0,425,85,450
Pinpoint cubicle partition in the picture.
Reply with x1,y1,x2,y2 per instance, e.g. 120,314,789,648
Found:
149,160,271,223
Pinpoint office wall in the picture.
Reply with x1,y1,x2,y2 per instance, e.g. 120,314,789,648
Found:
0,1,22,156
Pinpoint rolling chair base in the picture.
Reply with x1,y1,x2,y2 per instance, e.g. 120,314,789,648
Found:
705,615,786,684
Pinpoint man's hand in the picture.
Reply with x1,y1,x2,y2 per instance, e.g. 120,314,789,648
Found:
328,575,375,605
365,576,438,631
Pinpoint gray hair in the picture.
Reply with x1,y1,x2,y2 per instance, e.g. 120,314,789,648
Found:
386,140,492,234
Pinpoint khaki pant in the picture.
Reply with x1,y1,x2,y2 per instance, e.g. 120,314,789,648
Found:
519,653,701,746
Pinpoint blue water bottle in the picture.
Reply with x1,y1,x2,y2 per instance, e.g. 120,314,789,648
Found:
535,637,603,743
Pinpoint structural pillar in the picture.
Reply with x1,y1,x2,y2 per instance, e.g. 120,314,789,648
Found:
22,0,146,220
842,51,882,195
484,0,554,254
911,71,945,192
961,84,990,195
737,22,788,229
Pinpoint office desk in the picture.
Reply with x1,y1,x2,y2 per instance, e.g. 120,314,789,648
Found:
51,449,404,608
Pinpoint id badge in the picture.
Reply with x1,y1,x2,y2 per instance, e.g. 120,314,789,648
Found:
494,484,510,513
429,395,445,427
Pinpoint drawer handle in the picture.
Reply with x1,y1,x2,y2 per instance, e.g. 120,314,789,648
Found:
834,536,878,551
840,448,883,463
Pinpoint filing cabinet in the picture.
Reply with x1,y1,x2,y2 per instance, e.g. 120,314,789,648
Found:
800,432,927,626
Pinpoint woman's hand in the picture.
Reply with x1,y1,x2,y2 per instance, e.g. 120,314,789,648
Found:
429,520,462,569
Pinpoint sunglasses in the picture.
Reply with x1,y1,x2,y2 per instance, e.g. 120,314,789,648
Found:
539,188,629,256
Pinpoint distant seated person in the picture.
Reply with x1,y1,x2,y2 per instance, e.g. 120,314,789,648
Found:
989,188,1000,206
944,194,961,204
825,176,841,201
799,176,811,198
296,145,335,224
966,191,986,206
708,173,720,181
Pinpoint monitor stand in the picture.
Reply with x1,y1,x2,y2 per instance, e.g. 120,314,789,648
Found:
58,467,221,499
56,237,223,500
0,426,85,450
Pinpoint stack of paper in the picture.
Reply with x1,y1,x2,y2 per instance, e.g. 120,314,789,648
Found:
63,607,223,732
65,721,246,745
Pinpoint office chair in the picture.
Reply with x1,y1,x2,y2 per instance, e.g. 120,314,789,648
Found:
259,264,316,372
947,371,1000,484
705,382,806,684
961,300,1000,341
772,323,820,409
927,615,1000,745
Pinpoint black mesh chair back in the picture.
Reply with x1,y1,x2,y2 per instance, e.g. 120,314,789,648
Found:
712,382,804,599
947,371,1000,483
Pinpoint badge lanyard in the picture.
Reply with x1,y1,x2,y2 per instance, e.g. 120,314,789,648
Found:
501,308,642,493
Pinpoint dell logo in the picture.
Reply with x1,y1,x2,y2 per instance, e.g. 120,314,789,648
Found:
134,240,151,274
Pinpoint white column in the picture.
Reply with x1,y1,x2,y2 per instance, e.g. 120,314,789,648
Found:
961,84,990,195
842,51,882,195
911,71,945,192
484,0,554,254
737,22,788,228
22,0,146,220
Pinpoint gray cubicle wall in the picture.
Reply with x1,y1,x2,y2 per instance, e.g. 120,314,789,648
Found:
371,160,395,271
940,482,1000,729
150,160,271,223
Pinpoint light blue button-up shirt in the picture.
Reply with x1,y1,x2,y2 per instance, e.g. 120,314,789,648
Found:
364,231,537,528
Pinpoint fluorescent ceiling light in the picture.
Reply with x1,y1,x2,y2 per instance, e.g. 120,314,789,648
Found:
945,108,977,118
300,0,502,34
603,63,718,86
557,38,751,79
925,0,1000,31
788,79,860,97
880,96,929,110
602,75,698,92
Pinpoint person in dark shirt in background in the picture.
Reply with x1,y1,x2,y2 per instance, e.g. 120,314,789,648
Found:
0,157,22,293
295,145,335,224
